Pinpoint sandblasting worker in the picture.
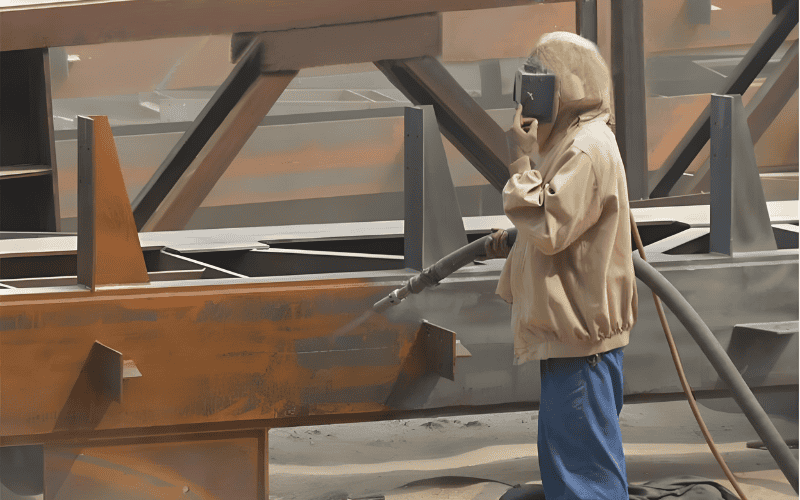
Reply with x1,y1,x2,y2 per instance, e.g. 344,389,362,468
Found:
488,31,638,499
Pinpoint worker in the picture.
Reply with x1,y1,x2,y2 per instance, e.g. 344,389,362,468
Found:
486,31,638,499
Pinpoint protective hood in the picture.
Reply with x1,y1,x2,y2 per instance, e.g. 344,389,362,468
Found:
529,32,615,149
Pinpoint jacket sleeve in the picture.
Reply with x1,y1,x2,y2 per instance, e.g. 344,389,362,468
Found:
502,148,602,255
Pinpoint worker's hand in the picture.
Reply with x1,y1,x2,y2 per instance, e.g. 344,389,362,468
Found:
510,104,538,160
479,228,511,260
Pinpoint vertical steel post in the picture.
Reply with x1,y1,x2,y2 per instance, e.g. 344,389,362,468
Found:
710,96,733,255
709,94,777,255
77,116,97,290
404,106,468,271
610,0,649,200
257,429,268,500
576,0,598,44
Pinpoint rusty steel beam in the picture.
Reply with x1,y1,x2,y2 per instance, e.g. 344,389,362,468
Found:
230,14,442,70
0,0,571,52
132,40,296,232
0,278,455,441
650,0,798,198
375,56,511,192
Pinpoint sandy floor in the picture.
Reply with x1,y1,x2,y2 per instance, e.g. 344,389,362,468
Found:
267,400,798,500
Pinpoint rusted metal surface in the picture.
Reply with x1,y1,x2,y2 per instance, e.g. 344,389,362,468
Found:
421,321,457,381
84,342,124,404
55,108,515,230
1,208,797,448
231,14,442,71
0,0,571,53
77,116,150,289
0,276,423,439
42,1,798,100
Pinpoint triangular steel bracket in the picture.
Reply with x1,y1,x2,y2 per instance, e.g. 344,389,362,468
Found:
404,105,468,271
77,115,149,290
421,320,457,381
709,95,777,255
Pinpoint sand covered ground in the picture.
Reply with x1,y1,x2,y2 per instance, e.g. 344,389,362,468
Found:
267,400,798,500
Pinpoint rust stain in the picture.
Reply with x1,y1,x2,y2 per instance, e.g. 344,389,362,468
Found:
84,115,149,288
1,278,421,438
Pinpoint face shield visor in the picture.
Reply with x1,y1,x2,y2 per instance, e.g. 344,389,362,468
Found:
512,56,556,123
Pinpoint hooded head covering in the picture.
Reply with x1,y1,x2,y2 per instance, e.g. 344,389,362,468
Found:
527,32,615,151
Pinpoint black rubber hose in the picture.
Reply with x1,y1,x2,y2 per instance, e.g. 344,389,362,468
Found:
416,229,519,287
633,254,799,492
373,229,518,312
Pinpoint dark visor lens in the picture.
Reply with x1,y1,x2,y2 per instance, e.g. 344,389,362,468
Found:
523,55,549,74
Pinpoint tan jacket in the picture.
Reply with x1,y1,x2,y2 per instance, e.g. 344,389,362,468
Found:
496,33,638,363
497,119,638,363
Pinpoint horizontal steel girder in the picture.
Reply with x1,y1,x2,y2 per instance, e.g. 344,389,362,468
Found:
0,0,571,52
1,245,796,446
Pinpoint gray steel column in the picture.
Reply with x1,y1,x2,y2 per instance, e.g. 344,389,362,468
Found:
610,0,649,200
709,94,777,255
576,0,598,44
404,106,468,271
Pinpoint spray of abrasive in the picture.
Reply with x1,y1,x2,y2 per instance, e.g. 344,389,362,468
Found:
330,310,377,337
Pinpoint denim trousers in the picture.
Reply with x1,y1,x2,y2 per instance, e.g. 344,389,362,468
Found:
538,347,628,499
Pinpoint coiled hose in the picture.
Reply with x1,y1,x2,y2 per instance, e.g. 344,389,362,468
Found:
373,220,799,496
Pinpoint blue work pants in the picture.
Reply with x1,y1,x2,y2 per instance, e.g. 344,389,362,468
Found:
538,347,628,500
